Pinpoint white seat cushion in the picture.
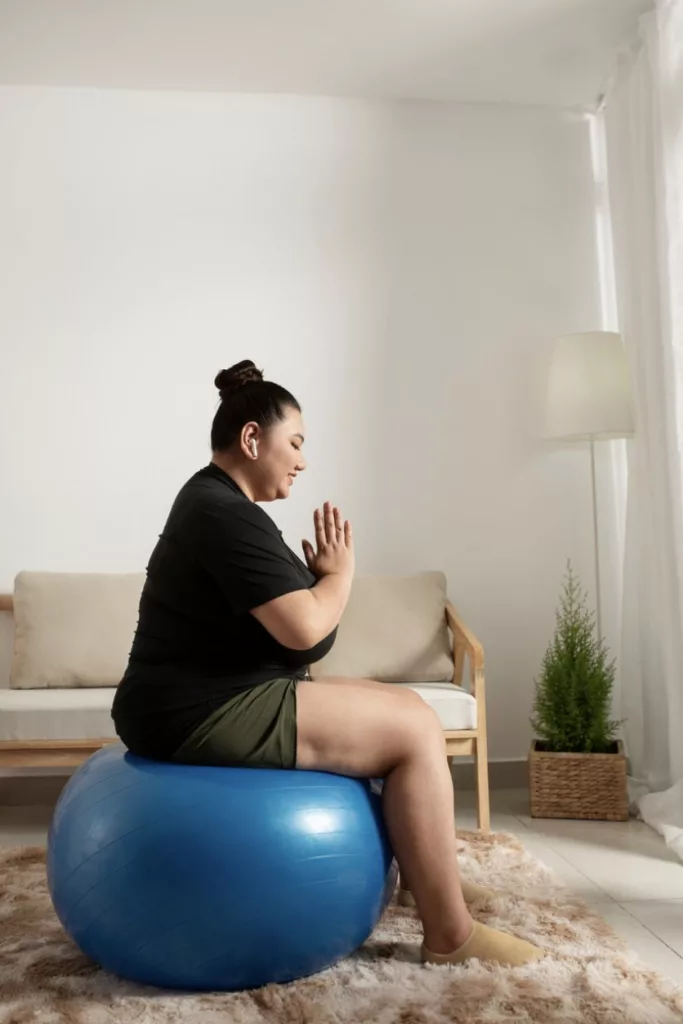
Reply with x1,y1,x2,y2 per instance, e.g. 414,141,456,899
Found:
399,682,477,730
0,687,117,742
0,682,477,743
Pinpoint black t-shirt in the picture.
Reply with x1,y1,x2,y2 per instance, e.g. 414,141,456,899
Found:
112,463,336,759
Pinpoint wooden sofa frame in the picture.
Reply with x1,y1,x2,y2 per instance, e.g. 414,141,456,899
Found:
0,594,490,830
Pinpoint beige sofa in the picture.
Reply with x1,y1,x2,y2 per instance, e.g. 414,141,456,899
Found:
0,570,490,829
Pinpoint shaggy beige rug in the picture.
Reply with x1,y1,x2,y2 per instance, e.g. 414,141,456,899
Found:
1,832,682,1024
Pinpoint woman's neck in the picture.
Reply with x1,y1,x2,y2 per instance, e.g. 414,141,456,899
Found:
211,453,256,502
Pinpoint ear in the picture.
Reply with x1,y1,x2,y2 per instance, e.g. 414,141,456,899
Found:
240,422,260,459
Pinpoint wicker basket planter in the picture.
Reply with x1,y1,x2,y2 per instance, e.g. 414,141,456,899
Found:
529,740,629,821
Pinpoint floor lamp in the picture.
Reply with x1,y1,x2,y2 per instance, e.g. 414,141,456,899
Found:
544,331,635,639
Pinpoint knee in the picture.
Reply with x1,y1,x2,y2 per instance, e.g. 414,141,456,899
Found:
404,700,444,750
420,701,444,734
389,685,434,715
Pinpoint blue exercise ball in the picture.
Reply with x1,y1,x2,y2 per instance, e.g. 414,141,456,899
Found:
47,745,397,991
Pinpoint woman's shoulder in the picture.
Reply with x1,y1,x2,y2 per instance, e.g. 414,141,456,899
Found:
176,469,279,536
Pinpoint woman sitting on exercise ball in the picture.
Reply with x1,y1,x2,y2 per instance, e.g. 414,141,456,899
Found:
112,360,543,968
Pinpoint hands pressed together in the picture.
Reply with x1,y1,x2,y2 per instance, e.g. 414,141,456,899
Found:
302,501,355,581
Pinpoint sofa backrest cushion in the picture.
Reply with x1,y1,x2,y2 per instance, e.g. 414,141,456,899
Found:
9,569,454,689
312,571,454,682
10,572,144,689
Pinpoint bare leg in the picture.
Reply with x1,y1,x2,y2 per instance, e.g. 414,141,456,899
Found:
310,677,494,907
297,678,472,952
296,679,543,967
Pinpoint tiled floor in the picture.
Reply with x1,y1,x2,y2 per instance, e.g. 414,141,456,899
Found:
455,789,683,981
1,787,682,983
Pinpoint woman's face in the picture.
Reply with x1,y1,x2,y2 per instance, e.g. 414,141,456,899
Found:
248,407,307,502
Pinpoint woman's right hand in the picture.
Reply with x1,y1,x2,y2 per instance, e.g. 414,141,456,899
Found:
302,501,355,580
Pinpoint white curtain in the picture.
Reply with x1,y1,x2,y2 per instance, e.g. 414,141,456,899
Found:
603,0,683,856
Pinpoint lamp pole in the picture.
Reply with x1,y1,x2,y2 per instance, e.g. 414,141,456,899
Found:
589,436,602,641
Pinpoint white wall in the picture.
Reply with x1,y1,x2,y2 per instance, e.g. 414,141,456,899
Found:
0,87,602,759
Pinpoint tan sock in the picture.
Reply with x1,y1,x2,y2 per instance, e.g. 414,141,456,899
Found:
422,921,545,968
399,879,495,908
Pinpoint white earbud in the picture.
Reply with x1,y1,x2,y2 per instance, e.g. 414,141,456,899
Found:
249,440,258,459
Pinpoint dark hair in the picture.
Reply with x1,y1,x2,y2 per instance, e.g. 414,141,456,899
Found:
211,360,301,451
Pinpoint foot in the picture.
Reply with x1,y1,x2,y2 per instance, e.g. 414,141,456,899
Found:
422,921,545,968
399,879,495,908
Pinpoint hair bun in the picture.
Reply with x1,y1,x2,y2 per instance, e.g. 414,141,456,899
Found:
215,360,264,399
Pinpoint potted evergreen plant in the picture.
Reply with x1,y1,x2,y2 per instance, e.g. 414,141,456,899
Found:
529,562,628,821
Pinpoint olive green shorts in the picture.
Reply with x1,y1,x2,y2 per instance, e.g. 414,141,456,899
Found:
171,677,298,770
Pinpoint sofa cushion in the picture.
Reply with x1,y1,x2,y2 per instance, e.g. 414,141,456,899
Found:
7,570,455,689
0,683,474,742
401,683,477,730
312,571,454,682
0,687,118,741
10,572,144,689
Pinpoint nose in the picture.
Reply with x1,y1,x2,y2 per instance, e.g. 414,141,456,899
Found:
297,452,307,472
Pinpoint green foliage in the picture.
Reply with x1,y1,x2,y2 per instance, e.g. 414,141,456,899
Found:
531,562,622,753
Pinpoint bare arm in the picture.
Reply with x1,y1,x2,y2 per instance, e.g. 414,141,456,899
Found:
251,502,354,649
251,572,352,650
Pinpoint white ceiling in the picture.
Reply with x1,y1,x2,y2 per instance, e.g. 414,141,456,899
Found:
0,0,652,108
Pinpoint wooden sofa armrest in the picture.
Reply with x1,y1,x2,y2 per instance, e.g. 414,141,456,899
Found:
445,601,489,830
445,600,484,696
0,594,13,613
446,600,484,670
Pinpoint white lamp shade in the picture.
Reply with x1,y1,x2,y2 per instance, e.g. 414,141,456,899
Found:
543,331,635,441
